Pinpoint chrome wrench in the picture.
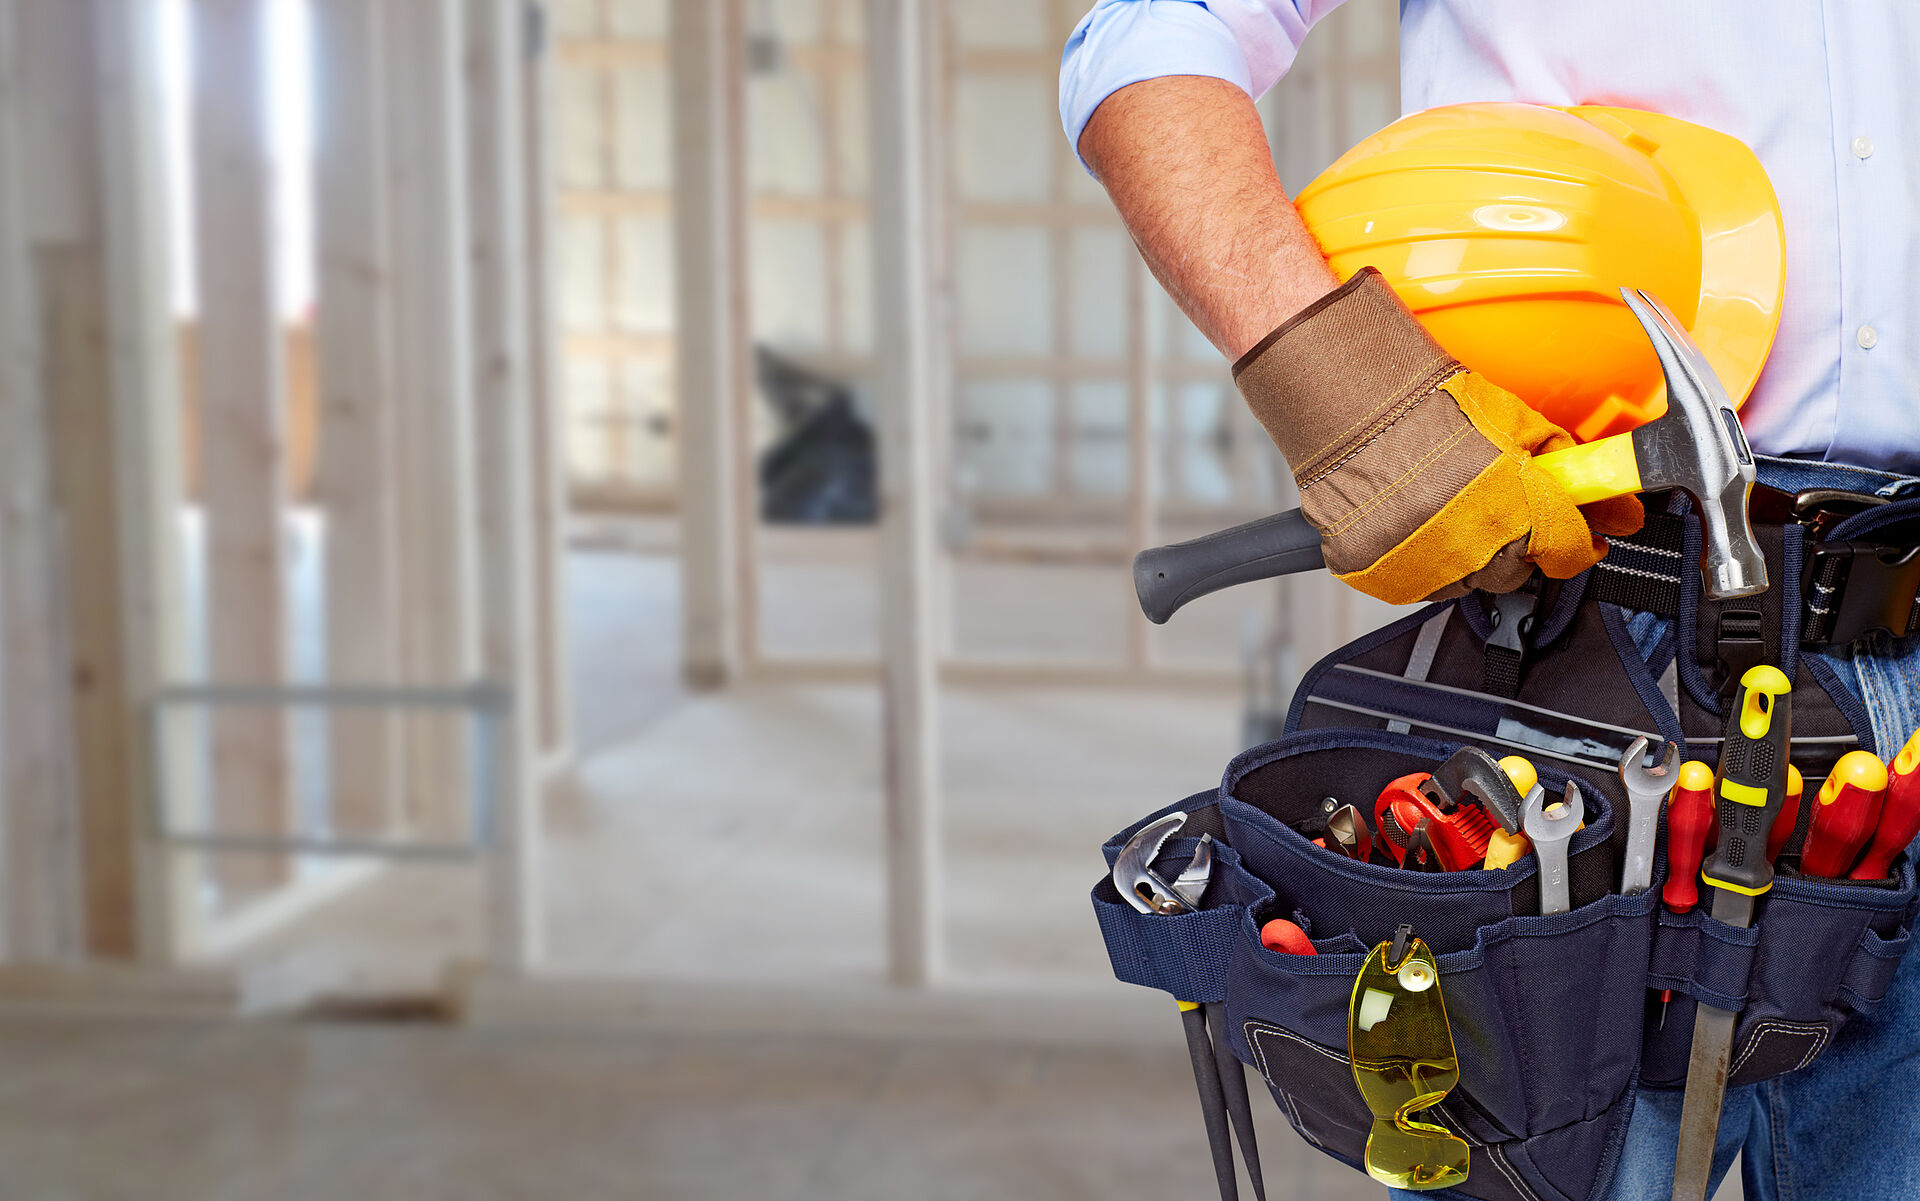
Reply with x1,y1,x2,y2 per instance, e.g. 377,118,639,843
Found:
1523,780,1585,916
1618,736,1683,896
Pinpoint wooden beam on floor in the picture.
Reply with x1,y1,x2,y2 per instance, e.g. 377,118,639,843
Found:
466,0,543,971
868,0,943,989
383,0,481,837
191,0,293,898
313,0,402,840
668,0,752,690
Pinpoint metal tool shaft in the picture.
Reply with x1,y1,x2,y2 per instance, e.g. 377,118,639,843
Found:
1670,888,1755,1201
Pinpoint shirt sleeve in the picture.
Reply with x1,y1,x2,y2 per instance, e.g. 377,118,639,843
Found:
1059,0,1351,166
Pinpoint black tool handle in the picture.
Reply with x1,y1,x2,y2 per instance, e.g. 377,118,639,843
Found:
1182,1004,1241,1201
1206,1001,1267,1201
1134,508,1325,623
1703,666,1793,897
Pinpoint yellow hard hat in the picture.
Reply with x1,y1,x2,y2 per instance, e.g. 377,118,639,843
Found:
1296,102,1785,442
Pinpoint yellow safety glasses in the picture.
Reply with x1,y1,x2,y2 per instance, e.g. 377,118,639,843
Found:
1348,926,1470,1190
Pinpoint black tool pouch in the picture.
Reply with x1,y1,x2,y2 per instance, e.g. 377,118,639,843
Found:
1093,485,1920,1201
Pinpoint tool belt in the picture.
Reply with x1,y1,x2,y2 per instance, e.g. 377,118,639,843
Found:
1093,478,1920,1201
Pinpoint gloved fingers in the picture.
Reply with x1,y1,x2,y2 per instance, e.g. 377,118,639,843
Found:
1440,373,1580,459
1445,375,1647,540
1518,464,1612,581
1427,539,1534,601
1580,493,1647,538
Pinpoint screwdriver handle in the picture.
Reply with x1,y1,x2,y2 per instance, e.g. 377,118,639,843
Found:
1851,730,1920,880
1662,761,1716,913
1702,666,1793,898
1764,764,1804,863
1801,751,1888,878
1485,758,1538,869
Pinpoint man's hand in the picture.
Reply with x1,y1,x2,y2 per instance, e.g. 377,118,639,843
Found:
1081,78,1639,602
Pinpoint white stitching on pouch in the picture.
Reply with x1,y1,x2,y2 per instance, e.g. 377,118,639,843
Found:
1242,1019,1351,1084
1727,1020,1830,1079
1433,1098,1540,1201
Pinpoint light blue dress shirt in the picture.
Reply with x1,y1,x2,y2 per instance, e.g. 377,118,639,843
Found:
1060,1,1920,473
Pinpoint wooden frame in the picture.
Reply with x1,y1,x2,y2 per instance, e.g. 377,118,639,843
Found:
0,0,79,962
466,0,544,970
668,0,750,687
85,0,196,960
192,0,293,896
383,0,482,834
867,0,943,987
314,0,403,840
551,5,1275,527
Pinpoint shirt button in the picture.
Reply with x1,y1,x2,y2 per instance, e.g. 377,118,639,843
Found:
1858,324,1880,349
1854,135,1875,158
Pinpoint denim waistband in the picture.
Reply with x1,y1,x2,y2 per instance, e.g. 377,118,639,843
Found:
1754,454,1920,499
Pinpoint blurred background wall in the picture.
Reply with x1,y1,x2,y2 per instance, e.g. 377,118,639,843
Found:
0,1,1436,1197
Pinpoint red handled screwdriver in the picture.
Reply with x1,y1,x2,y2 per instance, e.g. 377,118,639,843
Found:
1656,760,1717,1030
1661,761,1718,914
1800,750,1889,878
1851,729,1920,881
1765,764,1804,862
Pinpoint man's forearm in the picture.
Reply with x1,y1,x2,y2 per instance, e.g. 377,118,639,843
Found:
1078,76,1337,361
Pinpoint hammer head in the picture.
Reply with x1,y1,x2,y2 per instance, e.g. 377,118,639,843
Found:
1621,289,1768,600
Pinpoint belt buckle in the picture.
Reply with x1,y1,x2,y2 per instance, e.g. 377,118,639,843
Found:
1790,487,1887,539
1803,539,1920,649
1740,486,1916,648
1789,487,1920,648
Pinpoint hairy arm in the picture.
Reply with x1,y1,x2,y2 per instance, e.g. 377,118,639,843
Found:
1078,75,1337,361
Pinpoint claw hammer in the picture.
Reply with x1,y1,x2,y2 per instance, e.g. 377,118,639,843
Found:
1133,289,1769,621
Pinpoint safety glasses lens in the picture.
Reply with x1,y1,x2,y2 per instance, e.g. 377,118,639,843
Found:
1348,931,1470,1190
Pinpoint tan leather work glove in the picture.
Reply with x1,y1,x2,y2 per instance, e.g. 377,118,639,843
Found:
1234,268,1643,605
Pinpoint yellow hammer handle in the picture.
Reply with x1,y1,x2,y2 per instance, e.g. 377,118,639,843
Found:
1532,434,1643,505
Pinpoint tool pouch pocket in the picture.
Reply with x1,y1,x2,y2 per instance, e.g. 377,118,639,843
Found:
1638,865,1918,1089
1095,729,1656,1201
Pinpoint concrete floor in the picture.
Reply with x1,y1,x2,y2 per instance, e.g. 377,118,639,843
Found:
3,1015,1379,1201
222,522,1264,993
229,674,1244,993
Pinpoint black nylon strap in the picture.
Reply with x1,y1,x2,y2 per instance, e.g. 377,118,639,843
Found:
1482,644,1524,699
1802,552,1850,645
1587,513,1686,617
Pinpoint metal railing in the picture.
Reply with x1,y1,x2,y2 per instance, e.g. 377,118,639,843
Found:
146,680,511,861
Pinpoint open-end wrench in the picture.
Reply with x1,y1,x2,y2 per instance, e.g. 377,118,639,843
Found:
1618,736,1683,896
1425,746,1526,834
1523,780,1585,916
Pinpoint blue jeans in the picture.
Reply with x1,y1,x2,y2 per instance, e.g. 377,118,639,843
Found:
1397,457,1920,1201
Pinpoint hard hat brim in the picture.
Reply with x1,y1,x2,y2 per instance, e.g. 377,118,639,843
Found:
1566,106,1786,419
